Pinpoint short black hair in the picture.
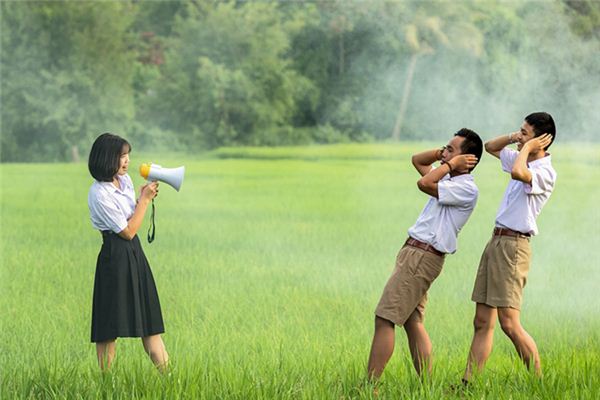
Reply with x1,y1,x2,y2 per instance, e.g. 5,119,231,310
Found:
88,133,131,182
454,128,483,172
525,112,556,150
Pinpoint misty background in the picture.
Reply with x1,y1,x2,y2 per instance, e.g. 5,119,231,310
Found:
1,0,599,162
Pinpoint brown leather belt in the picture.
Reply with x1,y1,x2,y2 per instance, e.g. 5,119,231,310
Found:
405,237,445,257
493,227,530,238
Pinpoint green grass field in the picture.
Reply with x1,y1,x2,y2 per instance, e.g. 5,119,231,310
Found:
1,143,599,399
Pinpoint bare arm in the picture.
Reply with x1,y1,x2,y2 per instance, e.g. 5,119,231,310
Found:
118,182,158,240
417,155,478,198
416,163,451,198
511,134,552,184
411,147,444,177
485,132,517,159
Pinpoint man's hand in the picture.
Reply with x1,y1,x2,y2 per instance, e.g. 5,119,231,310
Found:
508,131,521,144
485,133,516,159
412,148,445,177
436,146,446,161
510,133,551,184
523,133,552,154
447,155,479,174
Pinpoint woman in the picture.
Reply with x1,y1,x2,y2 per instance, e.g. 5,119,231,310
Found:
87,132,168,371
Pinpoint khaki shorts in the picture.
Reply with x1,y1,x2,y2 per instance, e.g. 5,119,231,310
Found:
471,235,531,310
375,245,444,326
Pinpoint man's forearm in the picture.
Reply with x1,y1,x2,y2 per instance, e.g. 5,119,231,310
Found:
420,162,451,185
511,145,533,183
412,149,442,166
412,148,443,176
485,133,514,153
417,162,452,198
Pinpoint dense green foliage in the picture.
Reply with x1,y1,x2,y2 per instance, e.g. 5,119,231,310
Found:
1,144,599,398
1,1,599,161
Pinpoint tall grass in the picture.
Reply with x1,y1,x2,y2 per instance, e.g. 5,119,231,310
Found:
1,143,598,398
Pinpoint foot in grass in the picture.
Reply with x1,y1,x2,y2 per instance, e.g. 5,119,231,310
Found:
446,378,470,395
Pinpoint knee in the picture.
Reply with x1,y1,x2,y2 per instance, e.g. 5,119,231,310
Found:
143,336,162,352
149,347,168,359
375,316,394,331
473,314,495,332
404,317,425,336
147,343,168,362
499,316,518,337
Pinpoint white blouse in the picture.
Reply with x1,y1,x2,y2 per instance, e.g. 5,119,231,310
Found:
88,174,136,233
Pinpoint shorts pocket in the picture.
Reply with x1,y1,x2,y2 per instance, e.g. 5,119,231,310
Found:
415,254,444,282
404,248,426,277
497,237,518,266
514,238,531,288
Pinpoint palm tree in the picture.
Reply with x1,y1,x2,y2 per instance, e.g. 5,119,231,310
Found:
391,15,483,140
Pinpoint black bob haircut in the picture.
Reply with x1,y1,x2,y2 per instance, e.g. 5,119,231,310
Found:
455,128,483,172
88,133,131,182
525,112,556,150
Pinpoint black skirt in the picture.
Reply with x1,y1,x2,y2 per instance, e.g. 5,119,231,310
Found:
91,231,164,342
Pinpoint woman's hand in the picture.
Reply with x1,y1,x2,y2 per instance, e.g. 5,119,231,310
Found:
121,182,159,240
139,182,159,203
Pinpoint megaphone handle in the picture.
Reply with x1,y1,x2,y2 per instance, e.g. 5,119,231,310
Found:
147,198,156,243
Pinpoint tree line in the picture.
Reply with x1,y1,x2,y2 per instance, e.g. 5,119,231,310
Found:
1,0,599,161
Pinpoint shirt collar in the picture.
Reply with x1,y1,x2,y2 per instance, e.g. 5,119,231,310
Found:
528,153,552,168
448,173,474,181
99,175,125,193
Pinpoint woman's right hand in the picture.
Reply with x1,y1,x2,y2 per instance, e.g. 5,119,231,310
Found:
140,181,159,202
120,182,159,240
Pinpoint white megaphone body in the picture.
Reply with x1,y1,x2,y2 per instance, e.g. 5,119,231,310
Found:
139,163,185,191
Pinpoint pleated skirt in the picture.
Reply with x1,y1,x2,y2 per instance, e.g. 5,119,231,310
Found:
91,231,164,342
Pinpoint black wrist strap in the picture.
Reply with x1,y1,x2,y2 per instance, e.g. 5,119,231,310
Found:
147,199,155,243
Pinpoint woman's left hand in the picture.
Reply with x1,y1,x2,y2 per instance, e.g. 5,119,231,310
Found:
138,182,159,201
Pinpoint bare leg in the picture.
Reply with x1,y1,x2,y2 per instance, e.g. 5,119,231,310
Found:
96,339,116,371
142,334,169,372
498,307,541,376
367,316,395,380
403,309,432,376
463,303,497,381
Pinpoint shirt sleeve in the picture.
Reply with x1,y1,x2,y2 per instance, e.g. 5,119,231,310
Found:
524,166,556,195
92,192,128,233
438,179,478,207
500,148,519,173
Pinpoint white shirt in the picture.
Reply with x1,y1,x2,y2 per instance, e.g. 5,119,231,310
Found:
408,172,479,254
495,148,556,236
88,174,136,233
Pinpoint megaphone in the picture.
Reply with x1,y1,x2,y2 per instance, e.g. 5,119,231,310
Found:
139,163,185,244
139,163,185,191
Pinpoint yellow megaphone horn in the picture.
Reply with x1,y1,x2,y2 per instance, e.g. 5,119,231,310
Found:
139,163,185,191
